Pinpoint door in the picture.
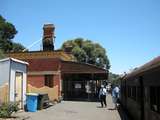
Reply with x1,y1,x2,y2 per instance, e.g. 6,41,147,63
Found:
72,81,86,99
139,76,145,120
15,72,23,108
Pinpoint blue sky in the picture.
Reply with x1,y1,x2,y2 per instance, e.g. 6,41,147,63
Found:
1,0,160,74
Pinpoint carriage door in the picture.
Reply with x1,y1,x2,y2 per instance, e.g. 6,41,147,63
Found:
15,72,23,108
139,76,145,120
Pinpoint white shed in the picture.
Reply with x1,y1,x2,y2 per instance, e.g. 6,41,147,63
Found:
0,58,28,109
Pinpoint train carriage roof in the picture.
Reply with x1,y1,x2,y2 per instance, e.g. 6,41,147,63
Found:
124,56,160,79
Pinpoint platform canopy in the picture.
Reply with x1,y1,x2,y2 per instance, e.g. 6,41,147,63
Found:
61,61,108,80
21,58,108,80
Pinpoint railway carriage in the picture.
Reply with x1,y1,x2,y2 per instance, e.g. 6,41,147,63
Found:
120,56,160,120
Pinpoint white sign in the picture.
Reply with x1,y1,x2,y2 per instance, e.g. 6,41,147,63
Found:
85,85,91,93
75,83,81,89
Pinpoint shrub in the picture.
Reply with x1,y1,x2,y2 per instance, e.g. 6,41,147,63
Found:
0,102,19,118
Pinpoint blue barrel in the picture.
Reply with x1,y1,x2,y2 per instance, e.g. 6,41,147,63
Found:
26,93,38,112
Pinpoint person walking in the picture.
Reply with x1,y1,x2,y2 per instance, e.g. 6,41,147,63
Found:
112,85,120,109
99,85,107,108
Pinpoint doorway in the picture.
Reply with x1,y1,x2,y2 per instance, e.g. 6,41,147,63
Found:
15,72,23,108
63,79,99,101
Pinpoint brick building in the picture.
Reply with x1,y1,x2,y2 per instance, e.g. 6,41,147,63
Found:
7,24,108,101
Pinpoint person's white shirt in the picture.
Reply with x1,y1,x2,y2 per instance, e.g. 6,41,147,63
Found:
115,86,120,93
103,88,107,95
99,86,107,96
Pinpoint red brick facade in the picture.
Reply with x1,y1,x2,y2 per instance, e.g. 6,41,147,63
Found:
8,53,107,100
28,75,44,88
26,58,61,95
28,74,61,95
26,58,60,72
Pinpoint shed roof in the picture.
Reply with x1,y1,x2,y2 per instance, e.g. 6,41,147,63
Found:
0,58,28,65
25,58,107,76
61,60,107,74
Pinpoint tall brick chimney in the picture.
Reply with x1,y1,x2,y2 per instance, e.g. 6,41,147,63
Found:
42,24,55,51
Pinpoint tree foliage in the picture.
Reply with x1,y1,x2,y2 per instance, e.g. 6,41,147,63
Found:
61,38,110,70
0,15,25,53
0,49,5,59
108,72,121,85
12,42,25,52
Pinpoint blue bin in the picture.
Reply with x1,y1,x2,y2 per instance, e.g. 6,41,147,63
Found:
26,93,38,112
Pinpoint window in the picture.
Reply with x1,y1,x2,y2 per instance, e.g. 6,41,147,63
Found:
132,86,136,100
128,86,131,98
137,86,141,104
150,87,160,113
127,86,137,101
44,75,53,88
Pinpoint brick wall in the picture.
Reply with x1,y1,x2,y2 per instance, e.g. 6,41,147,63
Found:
54,74,61,96
26,58,60,72
28,75,44,88
28,74,61,96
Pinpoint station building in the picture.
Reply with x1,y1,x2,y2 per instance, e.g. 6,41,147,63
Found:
7,24,108,101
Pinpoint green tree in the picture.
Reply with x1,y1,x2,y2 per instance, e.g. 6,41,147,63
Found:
61,38,110,70
12,42,25,52
0,49,5,59
108,72,121,85
0,15,17,52
72,46,87,62
0,15,25,52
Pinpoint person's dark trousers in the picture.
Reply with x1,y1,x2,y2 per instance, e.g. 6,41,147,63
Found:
100,95,107,107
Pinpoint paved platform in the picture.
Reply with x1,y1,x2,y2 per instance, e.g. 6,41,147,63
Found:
16,95,123,120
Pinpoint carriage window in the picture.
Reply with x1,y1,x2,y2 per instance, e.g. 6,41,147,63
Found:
132,86,136,100
44,75,53,88
127,86,137,101
137,86,141,103
128,86,131,98
121,86,125,97
150,87,160,113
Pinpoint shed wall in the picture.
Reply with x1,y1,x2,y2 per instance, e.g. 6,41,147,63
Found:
10,60,27,104
0,60,10,86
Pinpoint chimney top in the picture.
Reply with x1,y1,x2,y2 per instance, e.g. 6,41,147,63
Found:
43,24,55,29
42,23,55,51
